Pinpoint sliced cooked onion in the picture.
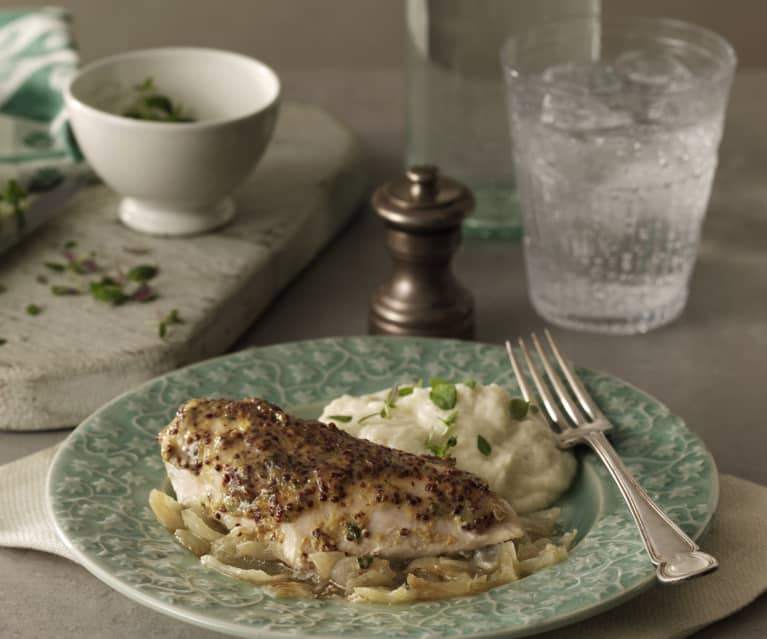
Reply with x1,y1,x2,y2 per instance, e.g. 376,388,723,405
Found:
472,545,500,572
238,540,281,562
174,528,210,556
349,583,416,604
406,572,492,598
200,554,288,584
518,507,561,538
149,489,573,602
347,559,398,589
329,556,360,589
309,551,345,580
182,509,225,541
149,489,184,531
518,543,567,576
493,540,521,582
406,556,473,578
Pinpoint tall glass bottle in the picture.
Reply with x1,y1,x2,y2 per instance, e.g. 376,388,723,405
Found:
405,0,601,239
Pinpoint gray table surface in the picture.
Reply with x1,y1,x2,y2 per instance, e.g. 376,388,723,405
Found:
1,68,765,639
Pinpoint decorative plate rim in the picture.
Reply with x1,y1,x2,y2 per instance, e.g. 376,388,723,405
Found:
47,336,719,639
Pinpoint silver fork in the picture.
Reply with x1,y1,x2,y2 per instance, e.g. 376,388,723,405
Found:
505,330,718,584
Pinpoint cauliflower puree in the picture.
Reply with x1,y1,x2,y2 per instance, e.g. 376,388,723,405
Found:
319,382,576,514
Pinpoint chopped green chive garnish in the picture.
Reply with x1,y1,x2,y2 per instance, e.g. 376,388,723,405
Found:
463,379,478,389
509,398,530,421
477,435,492,456
358,411,380,424
328,415,353,423
63,240,77,249
397,386,414,397
441,411,458,427
44,262,66,272
26,304,41,316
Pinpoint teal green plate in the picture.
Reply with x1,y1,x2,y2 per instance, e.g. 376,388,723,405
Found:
48,337,718,639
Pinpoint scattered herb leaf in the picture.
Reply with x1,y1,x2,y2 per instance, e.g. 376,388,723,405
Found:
357,556,373,569
509,398,530,421
90,277,128,305
44,262,66,272
63,240,77,249
127,264,158,282
463,379,477,389
345,522,362,542
157,308,183,339
328,415,353,423
357,411,380,424
26,303,41,316
477,435,492,456
397,386,414,397
426,434,458,458
429,378,457,410
51,285,81,296
35,274,48,285
123,77,195,123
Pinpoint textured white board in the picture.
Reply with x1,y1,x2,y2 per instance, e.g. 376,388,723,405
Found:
0,102,367,430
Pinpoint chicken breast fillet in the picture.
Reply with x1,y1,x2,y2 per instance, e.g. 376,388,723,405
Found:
158,398,523,569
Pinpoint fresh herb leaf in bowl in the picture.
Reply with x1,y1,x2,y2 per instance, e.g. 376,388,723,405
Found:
122,77,195,123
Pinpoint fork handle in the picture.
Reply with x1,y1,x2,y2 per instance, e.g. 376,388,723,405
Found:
585,431,718,583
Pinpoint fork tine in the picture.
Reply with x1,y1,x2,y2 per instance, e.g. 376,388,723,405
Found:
531,333,586,426
504,341,532,402
517,337,567,430
544,329,602,420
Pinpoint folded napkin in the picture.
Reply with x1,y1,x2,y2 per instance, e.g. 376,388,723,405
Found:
1,446,765,638
0,7,85,253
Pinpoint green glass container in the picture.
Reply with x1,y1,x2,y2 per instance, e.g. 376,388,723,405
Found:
405,0,601,239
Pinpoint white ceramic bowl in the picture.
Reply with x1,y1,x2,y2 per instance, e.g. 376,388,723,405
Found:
65,47,280,236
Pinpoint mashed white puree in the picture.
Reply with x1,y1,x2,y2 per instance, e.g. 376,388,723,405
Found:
319,383,576,514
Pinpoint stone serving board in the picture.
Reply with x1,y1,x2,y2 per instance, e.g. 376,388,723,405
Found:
0,101,367,431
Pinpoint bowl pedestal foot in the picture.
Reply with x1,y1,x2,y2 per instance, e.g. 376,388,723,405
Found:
118,196,235,236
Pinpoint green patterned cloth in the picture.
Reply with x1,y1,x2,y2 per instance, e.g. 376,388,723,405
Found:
0,6,85,252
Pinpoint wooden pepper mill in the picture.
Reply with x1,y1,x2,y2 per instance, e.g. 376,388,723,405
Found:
369,165,475,338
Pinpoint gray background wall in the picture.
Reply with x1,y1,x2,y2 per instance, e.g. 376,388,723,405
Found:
7,0,767,69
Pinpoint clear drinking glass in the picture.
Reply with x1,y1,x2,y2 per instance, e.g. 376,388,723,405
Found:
502,17,736,334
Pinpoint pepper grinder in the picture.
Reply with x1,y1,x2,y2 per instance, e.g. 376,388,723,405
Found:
369,165,475,338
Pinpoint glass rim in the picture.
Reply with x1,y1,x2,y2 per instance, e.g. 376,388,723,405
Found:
500,15,737,96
